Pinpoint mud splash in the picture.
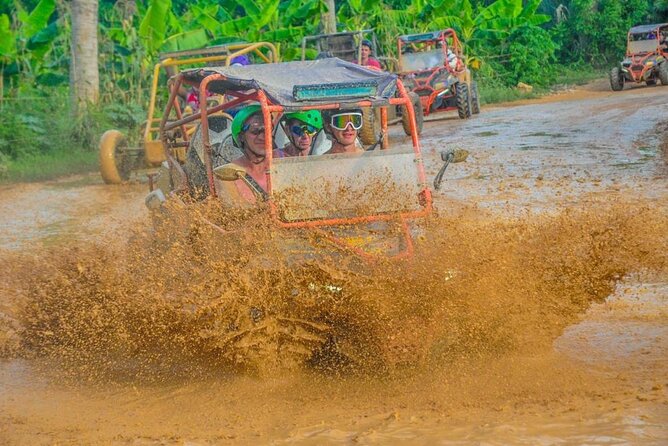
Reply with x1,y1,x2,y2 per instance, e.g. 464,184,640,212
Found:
1,198,665,382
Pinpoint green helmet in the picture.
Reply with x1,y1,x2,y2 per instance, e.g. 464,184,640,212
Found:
283,110,323,130
231,104,262,146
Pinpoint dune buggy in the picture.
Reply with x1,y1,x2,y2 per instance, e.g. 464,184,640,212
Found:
397,29,479,119
145,58,464,373
99,42,279,184
610,23,668,91
301,30,424,145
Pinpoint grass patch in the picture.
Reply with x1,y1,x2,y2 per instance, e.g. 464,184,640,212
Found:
479,85,542,105
552,65,606,86
479,64,605,106
1,148,98,184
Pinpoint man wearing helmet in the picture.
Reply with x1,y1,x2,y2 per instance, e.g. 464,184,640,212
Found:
322,109,365,155
227,104,270,202
275,110,323,158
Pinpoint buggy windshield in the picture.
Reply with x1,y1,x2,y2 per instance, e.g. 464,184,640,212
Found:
400,49,444,72
271,149,423,222
628,38,659,54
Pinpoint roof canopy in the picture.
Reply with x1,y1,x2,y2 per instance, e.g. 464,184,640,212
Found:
179,58,397,109
629,23,668,34
399,31,443,43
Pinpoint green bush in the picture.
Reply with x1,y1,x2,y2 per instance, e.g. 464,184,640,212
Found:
506,25,559,86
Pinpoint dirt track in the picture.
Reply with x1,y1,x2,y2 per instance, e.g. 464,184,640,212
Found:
0,80,667,445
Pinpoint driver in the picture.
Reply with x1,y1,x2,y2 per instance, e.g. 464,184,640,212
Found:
322,109,365,155
274,110,323,158
227,104,270,202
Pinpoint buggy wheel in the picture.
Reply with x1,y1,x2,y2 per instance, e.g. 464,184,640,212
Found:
455,82,471,119
99,130,131,184
609,67,624,91
470,81,481,114
659,62,668,85
359,107,380,145
401,92,424,136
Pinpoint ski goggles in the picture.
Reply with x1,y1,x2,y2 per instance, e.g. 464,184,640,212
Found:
290,124,318,137
329,112,363,131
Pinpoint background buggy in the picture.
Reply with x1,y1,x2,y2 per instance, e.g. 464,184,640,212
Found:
397,29,480,119
99,42,278,184
610,23,668,91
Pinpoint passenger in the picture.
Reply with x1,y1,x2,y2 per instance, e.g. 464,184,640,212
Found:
322,109,365,155
360,39,382,71
228,104,270,202
275,111,323,158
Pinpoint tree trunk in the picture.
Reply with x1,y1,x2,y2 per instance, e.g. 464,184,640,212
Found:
70,0,99,113
322,0,336,34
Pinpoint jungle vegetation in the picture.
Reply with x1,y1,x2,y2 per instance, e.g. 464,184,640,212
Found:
1,0,667,181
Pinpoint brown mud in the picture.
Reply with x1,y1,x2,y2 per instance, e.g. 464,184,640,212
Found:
1,82,668,444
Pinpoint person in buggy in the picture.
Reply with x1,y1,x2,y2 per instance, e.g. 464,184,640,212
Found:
227,104,270,202
274,110,323,158
322,109,365,155
360,39,382,71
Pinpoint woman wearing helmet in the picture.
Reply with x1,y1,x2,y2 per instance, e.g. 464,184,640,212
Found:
228,104,270,202
322,109,365,155
275,110,323,158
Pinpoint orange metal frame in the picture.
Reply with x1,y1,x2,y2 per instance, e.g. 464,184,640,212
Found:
159,72,432,260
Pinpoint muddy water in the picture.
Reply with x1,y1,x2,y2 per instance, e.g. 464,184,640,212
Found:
1,82,668,445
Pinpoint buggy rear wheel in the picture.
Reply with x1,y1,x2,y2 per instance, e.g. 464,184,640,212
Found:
359,107,380,145
659,62,668,85
99,130,132,184
455,82,471,119
401,92,424,136
609,67,624,91
470,81,481,114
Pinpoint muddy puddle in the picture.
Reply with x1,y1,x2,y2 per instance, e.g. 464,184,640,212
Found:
1,83,667,444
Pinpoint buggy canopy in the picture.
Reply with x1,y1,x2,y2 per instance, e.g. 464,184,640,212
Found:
399,31,443,43
179,58,397,109
629,23,668,34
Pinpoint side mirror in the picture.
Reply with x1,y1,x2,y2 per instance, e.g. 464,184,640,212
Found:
214,163,246,181
434,148,469,191
213,162,269,202
440,148,469,163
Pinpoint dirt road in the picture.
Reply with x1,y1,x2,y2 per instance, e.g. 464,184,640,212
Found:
0,80,666,445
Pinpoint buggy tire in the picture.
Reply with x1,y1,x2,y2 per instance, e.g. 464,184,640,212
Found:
401,92,424,136
609,67,624,91
659,62,668,85
470,81,481,114
360,107,380,145
99,130,131,184
455,82,471,119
